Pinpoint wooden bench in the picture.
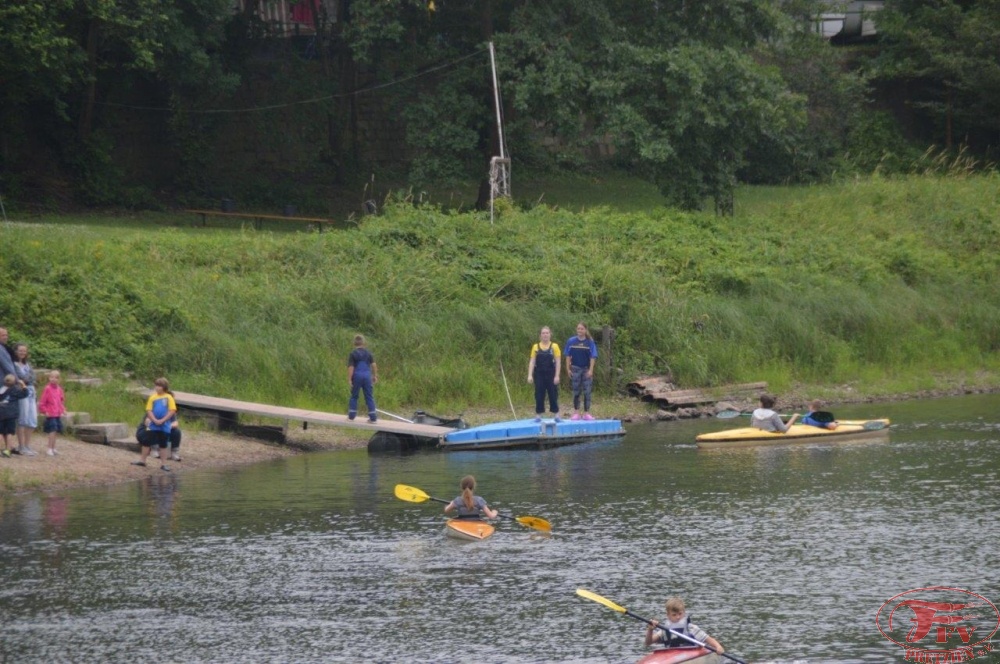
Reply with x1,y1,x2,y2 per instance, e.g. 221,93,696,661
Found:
185,209,336,232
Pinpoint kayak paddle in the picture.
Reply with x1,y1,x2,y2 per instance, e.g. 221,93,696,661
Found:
393,483,551,532
717,409,790,419
717,409,888,430
575,588,748,664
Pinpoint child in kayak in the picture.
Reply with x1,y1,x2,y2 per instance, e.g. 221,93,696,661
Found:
443,475,498,521
751,394,799,433
801,399,839,430
645,597,725,654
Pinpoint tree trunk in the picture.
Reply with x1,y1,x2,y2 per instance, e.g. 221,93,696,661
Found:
945,85,953,149
77,18,100,142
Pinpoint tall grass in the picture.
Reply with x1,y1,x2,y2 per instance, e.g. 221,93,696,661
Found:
3,172,1000,421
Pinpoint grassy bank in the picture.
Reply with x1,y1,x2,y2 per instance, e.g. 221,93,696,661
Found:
2,173,1000,424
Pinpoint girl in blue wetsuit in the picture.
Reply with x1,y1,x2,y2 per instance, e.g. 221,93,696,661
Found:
527,326,561,421
565,322,598,420
347,334,378,422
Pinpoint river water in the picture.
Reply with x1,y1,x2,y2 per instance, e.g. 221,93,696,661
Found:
1,394,998,663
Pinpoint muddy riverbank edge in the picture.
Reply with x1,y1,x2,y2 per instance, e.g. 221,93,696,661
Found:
3,381,998,496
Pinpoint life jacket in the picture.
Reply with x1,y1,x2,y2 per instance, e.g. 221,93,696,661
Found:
657,614,693,648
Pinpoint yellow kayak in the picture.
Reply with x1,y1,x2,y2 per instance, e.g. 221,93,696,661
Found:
443,518,495,541
696,419,891,447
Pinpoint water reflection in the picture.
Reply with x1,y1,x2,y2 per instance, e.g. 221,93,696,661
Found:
0,394,998,663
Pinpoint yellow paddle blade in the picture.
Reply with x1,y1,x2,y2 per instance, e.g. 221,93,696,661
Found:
516,516,552,532
576,588,626,614
394,484,430,503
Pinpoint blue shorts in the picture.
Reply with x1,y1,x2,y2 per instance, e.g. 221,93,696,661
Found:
0,418,16,436
43,416,64,434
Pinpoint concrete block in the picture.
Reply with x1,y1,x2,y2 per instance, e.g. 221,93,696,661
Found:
65,412,91,426
109,438,140,453
72,423,129,445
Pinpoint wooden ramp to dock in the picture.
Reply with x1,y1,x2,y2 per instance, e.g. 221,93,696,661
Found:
626,378,768,409
164,390,455,441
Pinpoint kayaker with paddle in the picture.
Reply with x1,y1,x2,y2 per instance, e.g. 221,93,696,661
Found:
751,394,799,433
644,597,725,655
801,399,839,430
443,475,498,520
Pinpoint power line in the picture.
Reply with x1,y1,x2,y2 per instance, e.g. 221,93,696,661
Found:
97,47,488,114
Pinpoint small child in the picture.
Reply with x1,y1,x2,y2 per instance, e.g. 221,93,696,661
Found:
346,334,378,423
801,399,839,430
0,374,28,457
37,370,67,456
645,597,725,654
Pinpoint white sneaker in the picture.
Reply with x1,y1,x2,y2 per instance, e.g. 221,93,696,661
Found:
151,451,160,459
46,449,55,456
170,454,182,462
23,448,38,457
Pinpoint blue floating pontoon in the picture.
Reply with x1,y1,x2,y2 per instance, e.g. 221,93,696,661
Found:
439,417,626,451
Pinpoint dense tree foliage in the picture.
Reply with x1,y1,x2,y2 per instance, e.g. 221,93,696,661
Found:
874,0,1000,152
0,0,994,210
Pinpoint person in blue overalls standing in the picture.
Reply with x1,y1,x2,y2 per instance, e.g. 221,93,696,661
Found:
347,334,378,422
527,326,561,422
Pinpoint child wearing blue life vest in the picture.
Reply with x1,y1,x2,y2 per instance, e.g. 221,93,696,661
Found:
347,334,378,422
645,597,725,654
801,399,839,430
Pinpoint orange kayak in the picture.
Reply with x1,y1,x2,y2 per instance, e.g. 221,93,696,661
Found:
443,518,495,541
636,646,723,664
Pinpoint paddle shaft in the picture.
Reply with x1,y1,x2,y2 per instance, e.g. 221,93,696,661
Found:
394,484,551,531
417,493,513,522
430,495,522,525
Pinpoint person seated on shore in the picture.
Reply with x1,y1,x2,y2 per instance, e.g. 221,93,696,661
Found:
801,399,838,430
443,475,498,521
645,597,725,654
145,416,183,461
750,394,799,433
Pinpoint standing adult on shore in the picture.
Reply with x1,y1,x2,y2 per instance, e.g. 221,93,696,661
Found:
0,328,16,380
527,326,561,422
565,322,598,420
13,343,39,456
346,334,378,423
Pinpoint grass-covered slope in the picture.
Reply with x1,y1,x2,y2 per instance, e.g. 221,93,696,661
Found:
3,173,1000,419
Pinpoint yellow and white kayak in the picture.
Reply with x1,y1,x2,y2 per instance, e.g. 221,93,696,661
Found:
696,419,891,448
443,518,496,541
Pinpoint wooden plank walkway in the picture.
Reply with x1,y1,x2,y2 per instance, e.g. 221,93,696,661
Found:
626,378,768,409
163,390,455,439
